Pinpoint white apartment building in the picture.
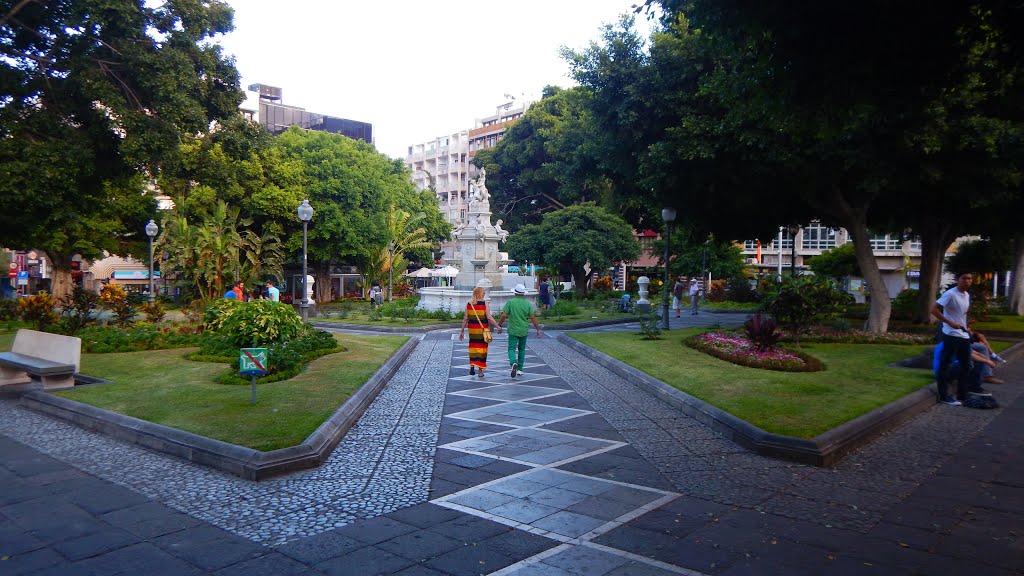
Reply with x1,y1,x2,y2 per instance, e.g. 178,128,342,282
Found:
741,222,923,298
405,99,532,261
406,132,472,260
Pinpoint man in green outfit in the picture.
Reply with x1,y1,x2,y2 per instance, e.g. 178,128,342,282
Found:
497,283,542,378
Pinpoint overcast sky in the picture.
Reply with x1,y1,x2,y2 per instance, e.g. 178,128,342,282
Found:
215,1,651,159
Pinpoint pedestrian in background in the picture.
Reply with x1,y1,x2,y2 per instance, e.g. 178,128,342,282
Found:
498,283,542,378
672,277,685,318
689,278,701,315
265,281,280,302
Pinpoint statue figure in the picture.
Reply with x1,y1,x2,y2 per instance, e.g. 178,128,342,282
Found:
469,174,490,209
450,218,466,240
494,219,509,242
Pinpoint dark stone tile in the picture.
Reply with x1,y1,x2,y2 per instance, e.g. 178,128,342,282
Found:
394,565,449,576
315,545,415,576
0,546,65,576
153,524,265,571
332,516,419,545
65,483,151,515
423,541,517,576
212,552,315,576
99,502,203,540
0,479,51,506
480,529,555,559
374,529,463,562
275,530,367,564
52,527,139,562
0,520,47,556
384,503,466,530
1,499,105,544
426,515,511,544
78,542,204,576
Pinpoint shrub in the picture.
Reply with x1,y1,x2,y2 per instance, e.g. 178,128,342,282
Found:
216,327,339,384
744,313,780,352
202,298,242,333
57,287,99,335
705,281,727,302
591,276,614,292
637,312,662,340
139,300,167,323
210,300,305,348
541,300,579,319
79,324,203,353
761,275,851,347
726,277,762,303
98,284,136,327
0,299,18,321
18,292,58,331
181,298,208,330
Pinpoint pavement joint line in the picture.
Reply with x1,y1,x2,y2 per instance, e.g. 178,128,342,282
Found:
581,541,710,575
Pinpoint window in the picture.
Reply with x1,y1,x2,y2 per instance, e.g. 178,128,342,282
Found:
743,240,759,251
771,228,793,250
801,222,836,250
870,234,902,251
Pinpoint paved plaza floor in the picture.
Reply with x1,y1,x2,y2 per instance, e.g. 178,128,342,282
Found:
1,315,1022,575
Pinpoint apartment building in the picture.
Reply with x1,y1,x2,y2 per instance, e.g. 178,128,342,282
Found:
241,84,373,144
406,99,531,260
741,222,922,298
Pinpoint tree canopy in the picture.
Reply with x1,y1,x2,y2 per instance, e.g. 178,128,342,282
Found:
0,0,243,296
504,203,640,297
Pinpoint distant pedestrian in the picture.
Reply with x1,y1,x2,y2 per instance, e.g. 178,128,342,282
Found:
931,271,974,405
689,278,701,315
538,278,552,310
459,287,501,378
265,281,280,302
672,277,685,318
498,283,542,378
224,280,244,300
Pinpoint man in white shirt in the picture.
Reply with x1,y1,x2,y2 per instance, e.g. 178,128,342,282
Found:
931,272,973,405
688,279,701,315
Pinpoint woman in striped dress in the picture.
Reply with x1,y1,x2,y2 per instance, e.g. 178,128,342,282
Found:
459,287,501,378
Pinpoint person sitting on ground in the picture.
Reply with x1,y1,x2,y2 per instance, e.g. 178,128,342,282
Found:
970,332,1004,384
933,339,993,396
618,292,632,312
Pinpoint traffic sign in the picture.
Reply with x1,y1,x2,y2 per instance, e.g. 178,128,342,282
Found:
16,271,28,285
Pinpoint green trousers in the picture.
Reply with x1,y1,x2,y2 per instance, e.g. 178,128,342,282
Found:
507,334,528,368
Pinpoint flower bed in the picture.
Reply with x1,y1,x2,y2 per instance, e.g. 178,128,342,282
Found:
686,331,823,372
786,326,933,345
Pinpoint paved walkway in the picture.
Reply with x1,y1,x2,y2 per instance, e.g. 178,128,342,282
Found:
1,318,1022,575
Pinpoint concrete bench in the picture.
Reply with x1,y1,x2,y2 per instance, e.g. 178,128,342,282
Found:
0,329,81,391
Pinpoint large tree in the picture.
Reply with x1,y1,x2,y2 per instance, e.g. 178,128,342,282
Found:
272,128,449,302
570,5,1024,331
0,0,243,296
504,203,640,297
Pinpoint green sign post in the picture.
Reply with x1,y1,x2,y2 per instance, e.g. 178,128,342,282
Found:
240,348,268,405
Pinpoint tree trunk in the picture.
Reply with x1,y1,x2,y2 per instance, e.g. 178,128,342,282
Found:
314,262,332,304
1009,231,1024,315
913,222,954,324
45,252,73,299
572,265,589,298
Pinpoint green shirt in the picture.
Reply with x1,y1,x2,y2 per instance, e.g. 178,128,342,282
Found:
502,297,534,337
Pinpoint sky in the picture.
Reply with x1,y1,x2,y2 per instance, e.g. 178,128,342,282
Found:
215,1,651,159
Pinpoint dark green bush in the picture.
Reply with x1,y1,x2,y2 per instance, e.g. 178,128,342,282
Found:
217,327,339,384
57,287,99,335
0,299,18,321
726,277,762,303
207,300,303,347
761,275,851,346
79,324,202,353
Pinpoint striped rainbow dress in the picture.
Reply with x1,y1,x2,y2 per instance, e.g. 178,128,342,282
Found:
466,300,490,369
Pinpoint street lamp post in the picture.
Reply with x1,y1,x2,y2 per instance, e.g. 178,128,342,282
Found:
145,219,158,304
388,243,395,302
297,199,314,322
661,207,676,330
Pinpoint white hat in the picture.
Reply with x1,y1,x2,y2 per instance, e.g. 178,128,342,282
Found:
691,278,699,283
514,283,527,295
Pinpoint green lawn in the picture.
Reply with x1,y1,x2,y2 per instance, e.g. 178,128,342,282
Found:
972,313,1024,334
50,333,408,451
570,330,937,439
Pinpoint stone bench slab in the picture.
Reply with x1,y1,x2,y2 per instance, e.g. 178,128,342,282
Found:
0,351,76,375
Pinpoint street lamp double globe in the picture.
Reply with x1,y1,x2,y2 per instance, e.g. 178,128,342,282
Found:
297,199,314,322
145,219,159,305
661,207,676,330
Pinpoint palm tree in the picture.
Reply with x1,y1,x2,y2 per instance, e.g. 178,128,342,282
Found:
385,207,432,300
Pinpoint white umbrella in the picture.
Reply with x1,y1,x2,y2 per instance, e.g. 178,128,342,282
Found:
408,267,433,278
430,266,459,277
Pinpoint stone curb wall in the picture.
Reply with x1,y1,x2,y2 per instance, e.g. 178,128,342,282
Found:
20,336,420,480
557,335,1024,466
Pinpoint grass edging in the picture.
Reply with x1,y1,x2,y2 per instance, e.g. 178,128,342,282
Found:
20,336,419,480
557,334,1024,466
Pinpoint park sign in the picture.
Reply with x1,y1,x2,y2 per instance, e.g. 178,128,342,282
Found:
239,348,268,376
